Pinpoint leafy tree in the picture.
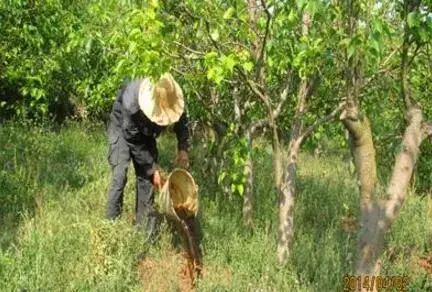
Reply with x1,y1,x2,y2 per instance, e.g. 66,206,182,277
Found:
337,0,432,276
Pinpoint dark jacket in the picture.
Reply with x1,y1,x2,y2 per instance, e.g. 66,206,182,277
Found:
108,79,189,152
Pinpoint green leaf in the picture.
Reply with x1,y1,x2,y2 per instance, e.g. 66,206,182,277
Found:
288,9,296,22
218,172,227,185
205,51,218,63
306,0,318,17
223,7,235,19
211,29,219,41
242,62,253,72
129,28,141,38
237,184,244,196
296,0,305,9
407,12,418,28
372,20,383,35
370,38,380,55
347,45,355,59
85,38,93,54
222,55,237,73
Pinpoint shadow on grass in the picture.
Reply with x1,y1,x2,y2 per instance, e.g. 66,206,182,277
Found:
188,147,360,290
289,172,359,291
0,123,100,249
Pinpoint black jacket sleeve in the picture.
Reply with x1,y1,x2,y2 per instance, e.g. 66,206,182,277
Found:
120,80,142,143
173,111,190,152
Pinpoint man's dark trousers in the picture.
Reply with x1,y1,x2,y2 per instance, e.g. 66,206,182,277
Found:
106,127,158,226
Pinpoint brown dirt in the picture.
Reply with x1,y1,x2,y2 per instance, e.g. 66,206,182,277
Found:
418,253,432,275
340,216,357,233
139,171,203,291
138,249,200,292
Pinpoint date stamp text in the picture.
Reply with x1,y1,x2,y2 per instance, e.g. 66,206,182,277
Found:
343,274,409,291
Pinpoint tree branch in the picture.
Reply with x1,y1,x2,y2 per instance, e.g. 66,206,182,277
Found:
248,118,267,134
362,46,400,88
407,43,422,68
256,0,272,80
273,73,292,119
171,67,188,76
173,41,205,56
299,103,344,143
383,105,424,231
401,9,413,109
246,79,270,108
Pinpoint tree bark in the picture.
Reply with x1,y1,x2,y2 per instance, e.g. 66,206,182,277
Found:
243,133,254,228
276,11,311,265
277,139,301,263
242,120,266,227
340,101,381,277
243,126,255,228
342,103,431,281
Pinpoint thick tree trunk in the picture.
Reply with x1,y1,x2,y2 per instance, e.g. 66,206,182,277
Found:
342,104,430,281
277,139,301,263
358,106,427,276
340,102,381,276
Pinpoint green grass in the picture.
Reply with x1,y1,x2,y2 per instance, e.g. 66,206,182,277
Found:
0,121,431,291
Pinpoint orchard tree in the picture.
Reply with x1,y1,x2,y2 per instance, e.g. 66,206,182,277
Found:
336,0,432,278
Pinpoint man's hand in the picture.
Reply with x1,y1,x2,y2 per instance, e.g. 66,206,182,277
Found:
176,150,189,169
152,169,162,192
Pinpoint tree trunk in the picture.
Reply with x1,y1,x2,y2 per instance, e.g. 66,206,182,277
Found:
276,11,311,264
243,131,254,227
342,103,431,282
277,139,301,263
273,126,283,190
359,106,427,276
340,102,381,277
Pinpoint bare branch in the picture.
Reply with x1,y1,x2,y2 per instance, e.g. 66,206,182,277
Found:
401,10,413,109
306,74,320,99
220,41,251,52
273,73,292,119
234,87,241,122
247,79,270,108
299,103,344,143
382,46,400,68
361,46,400,94
178,3,198,20
248,118,267,134
407,43,422,68
171,67,188,76
256,0,272,79
161,48,182,59
383,105,424,231
173,41,205,56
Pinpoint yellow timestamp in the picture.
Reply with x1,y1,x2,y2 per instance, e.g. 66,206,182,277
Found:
343,274,409,291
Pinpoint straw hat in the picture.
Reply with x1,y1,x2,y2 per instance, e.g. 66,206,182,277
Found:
138,73,185,126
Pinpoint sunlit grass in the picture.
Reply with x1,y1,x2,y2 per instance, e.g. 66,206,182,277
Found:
0,122,431,291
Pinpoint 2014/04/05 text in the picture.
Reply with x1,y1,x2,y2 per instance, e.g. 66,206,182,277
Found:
343,274,409,291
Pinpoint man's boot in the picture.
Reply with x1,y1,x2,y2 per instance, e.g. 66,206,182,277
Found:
144,214,160,244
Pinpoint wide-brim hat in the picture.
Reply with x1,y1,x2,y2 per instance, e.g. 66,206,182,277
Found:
138,73,185,126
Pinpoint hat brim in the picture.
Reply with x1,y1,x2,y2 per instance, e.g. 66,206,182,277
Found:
139,78,185,126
